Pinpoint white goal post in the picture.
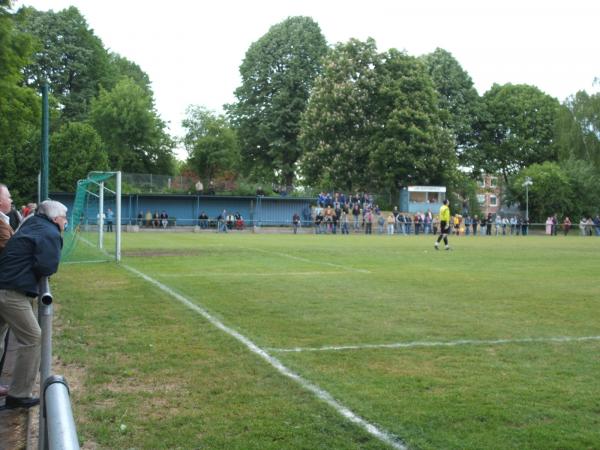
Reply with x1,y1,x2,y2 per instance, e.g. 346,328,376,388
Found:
78,171,122,262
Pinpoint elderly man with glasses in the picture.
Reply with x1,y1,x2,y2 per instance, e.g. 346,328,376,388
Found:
0,199,67,409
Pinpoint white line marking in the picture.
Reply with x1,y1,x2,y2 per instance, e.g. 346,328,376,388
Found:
267,335,600,353
248,247,371,274
158,271,346,277
121,263,406,450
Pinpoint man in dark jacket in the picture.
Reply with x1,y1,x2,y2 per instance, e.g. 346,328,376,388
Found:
0,199,67,409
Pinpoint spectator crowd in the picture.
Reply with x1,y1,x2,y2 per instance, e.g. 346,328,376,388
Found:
300,191,600,237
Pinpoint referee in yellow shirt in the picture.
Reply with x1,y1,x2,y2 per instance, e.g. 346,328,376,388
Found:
435,199,451,250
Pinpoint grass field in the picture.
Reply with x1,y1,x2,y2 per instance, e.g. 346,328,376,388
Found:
53,232,600,449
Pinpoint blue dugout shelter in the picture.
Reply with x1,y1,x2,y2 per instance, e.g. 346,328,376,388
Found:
52,193,315,227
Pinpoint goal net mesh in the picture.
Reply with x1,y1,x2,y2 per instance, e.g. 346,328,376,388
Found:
62,172,117,263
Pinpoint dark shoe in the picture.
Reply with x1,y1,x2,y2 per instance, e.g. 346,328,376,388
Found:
4,396,40,409
0,385,8,397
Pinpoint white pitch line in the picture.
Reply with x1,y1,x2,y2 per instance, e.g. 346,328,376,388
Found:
248,247,371,274
158,271,346,277
267,335,600,353
121,263,406,450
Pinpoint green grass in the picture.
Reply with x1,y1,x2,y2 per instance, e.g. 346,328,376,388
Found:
53,232,600,449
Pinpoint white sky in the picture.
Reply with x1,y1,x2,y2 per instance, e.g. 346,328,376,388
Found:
17,0,600,159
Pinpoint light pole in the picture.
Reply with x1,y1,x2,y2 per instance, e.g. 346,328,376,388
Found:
522,176,533,221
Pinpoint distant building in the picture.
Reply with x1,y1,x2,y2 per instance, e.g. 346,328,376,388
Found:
477,174,501,216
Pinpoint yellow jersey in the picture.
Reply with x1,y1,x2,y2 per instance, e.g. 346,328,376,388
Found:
439,204,450,222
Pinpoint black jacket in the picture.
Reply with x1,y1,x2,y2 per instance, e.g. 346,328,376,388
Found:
0,214,63,296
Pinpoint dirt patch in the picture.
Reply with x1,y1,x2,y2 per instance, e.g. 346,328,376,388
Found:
53,358,86,394
0,408,29,450
81,440,101,450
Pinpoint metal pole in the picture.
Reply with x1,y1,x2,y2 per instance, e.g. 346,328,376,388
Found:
43,376,80,450
38,277,53,450
98,182,104,249
523,177,532,222
40,83,50,202
525,183,529,221
115,171,121,262
38,173,41,205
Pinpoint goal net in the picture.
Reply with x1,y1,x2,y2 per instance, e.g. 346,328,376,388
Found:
62,171,121,263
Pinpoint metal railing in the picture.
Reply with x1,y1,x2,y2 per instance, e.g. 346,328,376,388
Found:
38,277,80,450
114,220,600,236
77,217,600,237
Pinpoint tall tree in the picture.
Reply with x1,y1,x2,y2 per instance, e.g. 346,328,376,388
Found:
506,162,574,223
182,106,239,183
16,5,112,121
370,48,455,190
0,0,40,203
420,48,481,161
300,38,380,191
474,83,560,183
89,78,175,174
227,16,328,186
107,52,153,97
506,160,600,222
300,39,455,195
555,90,600,171
49,122,108,191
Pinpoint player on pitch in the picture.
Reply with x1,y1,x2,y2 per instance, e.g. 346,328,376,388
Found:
434,199,451,250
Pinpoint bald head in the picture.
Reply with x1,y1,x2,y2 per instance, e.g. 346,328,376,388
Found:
0,184,12,214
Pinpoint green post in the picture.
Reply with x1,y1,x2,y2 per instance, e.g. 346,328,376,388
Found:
40,82,49,201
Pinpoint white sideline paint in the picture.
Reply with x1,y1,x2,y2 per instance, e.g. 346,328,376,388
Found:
158,271,346,277
121,263,406,450
248,247,371,274
267,335,600,353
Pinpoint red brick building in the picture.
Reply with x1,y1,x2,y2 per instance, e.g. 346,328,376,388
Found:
477,174,502,216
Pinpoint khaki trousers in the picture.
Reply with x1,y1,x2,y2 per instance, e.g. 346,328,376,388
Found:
0,289,41,398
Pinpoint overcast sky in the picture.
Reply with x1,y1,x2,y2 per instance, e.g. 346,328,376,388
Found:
18,0,600,158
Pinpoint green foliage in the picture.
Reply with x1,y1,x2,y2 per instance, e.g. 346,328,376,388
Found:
106,52,152,96
228,16,328,186
420,48,481,159
16,6,113,122
0,0,33,84
182,106,239,183
473,84,560,182
300,38,380,191
0,1,40,204
49,122,109,191
371,48,456,189
301,39,456,195
89,78,175,174
560,159,600,218
556,90,600,170
0,122,39,204
506,161,600,222
507,163,573,223
2,4,170,197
